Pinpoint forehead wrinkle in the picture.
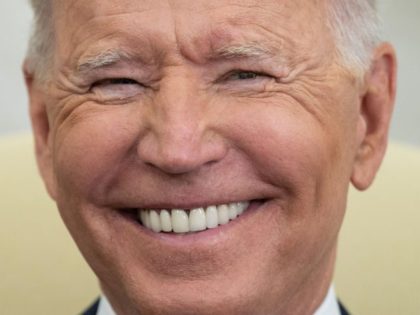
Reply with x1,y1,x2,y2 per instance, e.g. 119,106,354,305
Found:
186,9,291,64
71,34,164,77
200,29,287,65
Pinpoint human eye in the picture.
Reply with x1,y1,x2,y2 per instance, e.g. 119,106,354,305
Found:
222,68,276,82
216,69,276,94
218,69,275,88
227,71,267,81
91,78,144,101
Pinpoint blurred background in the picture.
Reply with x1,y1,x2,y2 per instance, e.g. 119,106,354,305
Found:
0,1,419,314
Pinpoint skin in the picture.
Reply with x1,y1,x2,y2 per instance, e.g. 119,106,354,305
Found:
25,0,397,314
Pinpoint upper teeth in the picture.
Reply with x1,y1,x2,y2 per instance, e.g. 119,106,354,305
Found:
138,202,250,234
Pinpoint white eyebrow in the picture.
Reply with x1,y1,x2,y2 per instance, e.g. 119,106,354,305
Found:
215,43,274,60
75,44,276,75
77,49,132,74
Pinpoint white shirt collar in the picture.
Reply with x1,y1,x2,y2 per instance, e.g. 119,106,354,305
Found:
97,285,340,315
97,295,115,315
314,286,341,315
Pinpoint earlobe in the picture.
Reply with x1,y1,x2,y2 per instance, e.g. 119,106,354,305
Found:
351,43,397,191
23,62,57,200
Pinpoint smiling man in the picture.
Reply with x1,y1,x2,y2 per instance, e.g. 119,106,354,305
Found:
24,0,396,314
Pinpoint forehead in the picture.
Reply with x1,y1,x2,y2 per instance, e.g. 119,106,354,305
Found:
54,0,323,16
54,0,326,29
52,0,331,66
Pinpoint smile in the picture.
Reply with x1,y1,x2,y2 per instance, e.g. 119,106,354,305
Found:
138,201,250,234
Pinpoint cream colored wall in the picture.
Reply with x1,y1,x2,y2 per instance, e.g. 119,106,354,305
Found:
336,142,420,315
0,134,99,315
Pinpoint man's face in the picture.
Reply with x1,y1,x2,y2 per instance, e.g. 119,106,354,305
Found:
29,0,391,314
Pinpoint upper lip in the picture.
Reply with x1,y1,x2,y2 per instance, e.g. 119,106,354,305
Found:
110,195,270,211
122,199,259,211
102,183,279,210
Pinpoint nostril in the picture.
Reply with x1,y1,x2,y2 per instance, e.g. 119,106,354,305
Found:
136,121,228,175
138,140,228,176
142,154,201,175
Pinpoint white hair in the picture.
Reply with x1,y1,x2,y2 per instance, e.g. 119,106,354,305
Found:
328,0,381,77
26,0,53,83
26,0,381,83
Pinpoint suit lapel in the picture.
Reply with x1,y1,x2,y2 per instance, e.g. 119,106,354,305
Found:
82,297,351,315
82,299,100,315
339,301,351,315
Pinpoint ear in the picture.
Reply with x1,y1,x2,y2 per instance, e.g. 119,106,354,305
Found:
23,61,57,200
351,43,397,191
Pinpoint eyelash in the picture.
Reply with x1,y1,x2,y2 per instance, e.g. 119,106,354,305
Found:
222,70,271,82
90,69,270,92
92,78,139,87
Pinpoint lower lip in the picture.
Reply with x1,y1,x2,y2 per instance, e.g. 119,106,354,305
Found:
119,200,267,246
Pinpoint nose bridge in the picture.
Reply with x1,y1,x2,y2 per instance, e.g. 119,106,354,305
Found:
156,73,203,147
138,74,226,174
158,100,204,160
157,74,201,131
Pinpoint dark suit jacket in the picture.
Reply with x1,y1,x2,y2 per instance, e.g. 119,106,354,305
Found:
82,299,351,315
81,300,99,315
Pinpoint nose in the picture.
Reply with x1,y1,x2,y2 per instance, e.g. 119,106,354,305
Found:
137,79,228,175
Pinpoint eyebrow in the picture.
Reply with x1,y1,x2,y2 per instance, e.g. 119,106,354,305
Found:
213,43,275,60
74,42,278,76
76,49,134,74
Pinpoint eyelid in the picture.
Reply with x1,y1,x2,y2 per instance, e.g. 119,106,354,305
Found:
90,77,145,102
218,69,273,83
92,77,140,88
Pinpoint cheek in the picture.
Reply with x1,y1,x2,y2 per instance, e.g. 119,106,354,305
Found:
223,104,333,188
220,100,352,240
52,105,141,200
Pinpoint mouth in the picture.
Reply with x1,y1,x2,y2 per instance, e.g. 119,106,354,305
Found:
136,201,254,234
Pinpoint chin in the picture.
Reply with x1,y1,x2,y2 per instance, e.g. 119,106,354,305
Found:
62,196,339,315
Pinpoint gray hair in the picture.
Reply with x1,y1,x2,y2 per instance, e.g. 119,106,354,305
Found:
328,0,381,77
26,0,53,83
26,0,381,83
